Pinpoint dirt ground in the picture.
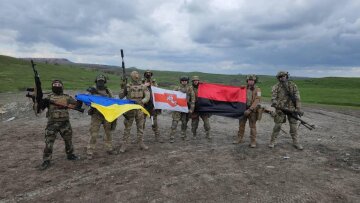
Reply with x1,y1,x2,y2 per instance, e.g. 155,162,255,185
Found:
0,92,359,203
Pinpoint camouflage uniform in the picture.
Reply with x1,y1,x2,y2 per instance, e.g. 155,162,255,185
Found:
142,70,163,142
233,75,261,148
119,71,150,152
269,71,303,150
191,76,211,139
41,80,79,170
86,75,115,158
169,76,195,142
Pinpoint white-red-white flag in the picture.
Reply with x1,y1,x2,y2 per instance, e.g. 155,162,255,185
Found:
151,86,188,113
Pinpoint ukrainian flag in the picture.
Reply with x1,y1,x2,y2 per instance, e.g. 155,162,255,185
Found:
76,94,150,122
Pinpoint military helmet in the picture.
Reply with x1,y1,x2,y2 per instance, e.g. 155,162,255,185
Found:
52,79,63,86
144,69,153,77
191,76,200,81
130,71,140,81
95,74,107,83
246,74,257,81
179,76,189,82
276,71,289,79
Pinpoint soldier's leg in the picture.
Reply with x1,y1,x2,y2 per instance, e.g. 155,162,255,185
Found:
60,121,78,160
202,114,211,139
191,113,199,138
43,122,58,163
234,116,247,144
87,115,102,157
289,116,303,150
152,113,163,142
248,113,257,148
103,120,115,154
269,111,286,148
170,112,180,142
136,110,148,150
180,113,189,140
120,111,135,153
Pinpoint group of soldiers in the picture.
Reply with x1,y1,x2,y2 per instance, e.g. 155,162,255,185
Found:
38,70,304,170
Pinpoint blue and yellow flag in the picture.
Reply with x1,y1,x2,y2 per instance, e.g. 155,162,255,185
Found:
75,94,150,122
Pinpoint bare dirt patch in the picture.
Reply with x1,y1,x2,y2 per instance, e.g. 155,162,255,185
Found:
0,92,359,202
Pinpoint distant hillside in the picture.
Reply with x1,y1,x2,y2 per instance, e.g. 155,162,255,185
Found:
1,55,359,107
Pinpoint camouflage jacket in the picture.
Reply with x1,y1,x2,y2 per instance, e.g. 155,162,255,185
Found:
271,81,301,111
142,77,158,111
246,85,261,110
174,84,195,112
45,93,77,122
119,80,150,105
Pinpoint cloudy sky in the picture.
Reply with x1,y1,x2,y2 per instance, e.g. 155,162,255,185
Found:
1,0,360,77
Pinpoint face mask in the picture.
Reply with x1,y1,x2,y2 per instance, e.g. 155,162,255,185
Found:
96,80,105,89
52,86,63,94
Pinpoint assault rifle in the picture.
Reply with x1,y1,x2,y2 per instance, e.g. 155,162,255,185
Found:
260,106,287,134
26,60,84,114
277,108,315,130
120,49,127,90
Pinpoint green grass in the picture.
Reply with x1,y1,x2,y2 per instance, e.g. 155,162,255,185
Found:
1,55,359,107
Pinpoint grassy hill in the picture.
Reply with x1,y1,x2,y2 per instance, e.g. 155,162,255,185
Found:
1,55,359,107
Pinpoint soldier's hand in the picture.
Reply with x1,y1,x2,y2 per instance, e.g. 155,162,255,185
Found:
296,108,304,116
87,87,97,94
188,109,193,114
244,109,251,117
136,100,144,106
144,82,151,87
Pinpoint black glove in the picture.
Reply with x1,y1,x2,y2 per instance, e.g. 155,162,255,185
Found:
86,87,97,94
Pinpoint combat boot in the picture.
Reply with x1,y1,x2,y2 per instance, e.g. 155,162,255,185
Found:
205,131,211,141
40,160,50,170
249,128,257,148
233,134,244,144
119,143,127,153
139,140,149,150
180,131,186,140
155,133,164,143
67,154,79,160
107,149,118,155
291,134,303,150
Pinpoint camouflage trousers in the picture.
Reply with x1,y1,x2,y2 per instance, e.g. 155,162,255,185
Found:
43,120,74,161
87,113,113,155
237,112,257,142
170,112,190,138
271,110,298,141
191,112,210,136
143,110,160,136
123,109,145,143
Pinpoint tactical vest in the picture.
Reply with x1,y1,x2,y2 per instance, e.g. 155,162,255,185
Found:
46,94,71,121
127,83,146,101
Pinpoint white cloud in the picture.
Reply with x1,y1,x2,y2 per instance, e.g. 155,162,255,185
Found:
0,0,359,77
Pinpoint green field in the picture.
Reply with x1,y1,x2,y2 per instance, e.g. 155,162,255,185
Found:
1,55,359,107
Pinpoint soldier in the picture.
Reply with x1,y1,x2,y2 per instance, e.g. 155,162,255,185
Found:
86,74,117,159
142,70,163,143
191,76,211,140
119,71,150,152
269,71,304,150
40,80,80,170
169,76,195,143
233,74,261,148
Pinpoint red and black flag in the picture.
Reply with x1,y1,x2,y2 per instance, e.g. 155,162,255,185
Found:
196,82,247,118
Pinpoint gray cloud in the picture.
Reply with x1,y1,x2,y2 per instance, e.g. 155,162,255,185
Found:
0,0,360,77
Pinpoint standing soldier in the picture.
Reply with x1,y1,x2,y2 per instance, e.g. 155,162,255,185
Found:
233,75,261,148
142,70,163,143
169,76,195,143
86,74,117,159
40,80,80,170
119,71,150,152
269,71,304,150
191,76,211,140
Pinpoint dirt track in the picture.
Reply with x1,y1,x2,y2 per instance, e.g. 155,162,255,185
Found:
0,92,359,203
